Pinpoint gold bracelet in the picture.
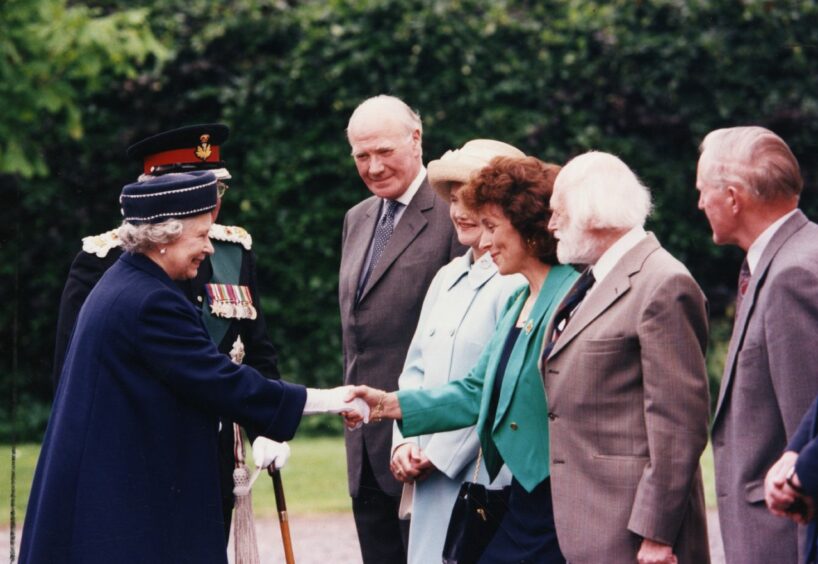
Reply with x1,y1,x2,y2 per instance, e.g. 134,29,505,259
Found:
372,392,387,423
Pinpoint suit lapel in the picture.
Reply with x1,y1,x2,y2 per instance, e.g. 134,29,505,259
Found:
345,198,381,304
548,235,660,359
494,266,574,426
357,179,433,303
481,290,527,429
444,253,499,333
713,210,809,423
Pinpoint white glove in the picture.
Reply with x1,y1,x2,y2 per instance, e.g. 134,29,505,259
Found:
251,437,291,470
304,385,370,423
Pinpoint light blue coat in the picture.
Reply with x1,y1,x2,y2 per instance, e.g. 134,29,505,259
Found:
392,250,524,564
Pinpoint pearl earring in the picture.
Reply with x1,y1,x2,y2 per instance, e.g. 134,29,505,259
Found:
160,248,167,255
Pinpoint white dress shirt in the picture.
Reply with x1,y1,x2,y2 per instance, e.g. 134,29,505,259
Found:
746,209,798,274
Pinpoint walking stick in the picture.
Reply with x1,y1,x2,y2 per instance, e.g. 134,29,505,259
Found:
270,467,296,564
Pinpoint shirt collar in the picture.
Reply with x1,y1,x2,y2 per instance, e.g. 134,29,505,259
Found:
591,225,648,285
746,209,798,274
446,249,499,291
467,250,499,289
394,166,426,207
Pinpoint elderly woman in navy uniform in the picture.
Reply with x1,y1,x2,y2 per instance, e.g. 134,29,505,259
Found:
389,140,525,564
51,124,286,539
20,172,366,563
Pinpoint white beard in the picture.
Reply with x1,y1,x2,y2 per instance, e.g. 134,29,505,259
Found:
556,225,601,265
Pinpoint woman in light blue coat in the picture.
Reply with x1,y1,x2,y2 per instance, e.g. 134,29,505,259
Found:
391,139,526,564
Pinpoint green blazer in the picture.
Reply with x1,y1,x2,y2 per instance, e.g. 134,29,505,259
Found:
398,264,578,492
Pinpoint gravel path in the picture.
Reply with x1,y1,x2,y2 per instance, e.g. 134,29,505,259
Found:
227,513,362,564
3,510,725,563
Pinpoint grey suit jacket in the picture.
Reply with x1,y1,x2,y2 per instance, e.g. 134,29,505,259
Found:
542,234,711,564
712,210,818,564
339,177,463,497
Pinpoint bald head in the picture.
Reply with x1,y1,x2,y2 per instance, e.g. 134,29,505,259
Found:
347,95,423,142
347,95,424,200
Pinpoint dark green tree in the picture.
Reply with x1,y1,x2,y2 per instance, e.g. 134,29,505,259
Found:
6,0,818,438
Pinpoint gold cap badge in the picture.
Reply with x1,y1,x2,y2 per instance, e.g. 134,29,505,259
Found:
195,133,212,161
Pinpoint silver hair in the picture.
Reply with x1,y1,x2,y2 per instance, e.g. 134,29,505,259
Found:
118,219,184,254
346,95,423,139
554,151,652,230
699,126,802,201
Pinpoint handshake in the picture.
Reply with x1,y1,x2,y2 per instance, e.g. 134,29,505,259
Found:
251,387,406,474
304,385,402,429
304,385,371,429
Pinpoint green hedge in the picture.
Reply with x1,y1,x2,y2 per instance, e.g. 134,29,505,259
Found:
5,0,818,438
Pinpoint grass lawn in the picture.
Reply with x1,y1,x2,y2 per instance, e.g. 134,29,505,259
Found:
1,436,718,528
250,435,352,517
701,442,717,510
0,435,351,527
1,443,38,529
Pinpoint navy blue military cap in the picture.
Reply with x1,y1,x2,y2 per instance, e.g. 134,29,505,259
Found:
120,171,218,224
126,124,231,180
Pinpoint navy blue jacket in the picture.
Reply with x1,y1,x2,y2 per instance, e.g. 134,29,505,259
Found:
21,252,306,563
52,234,280,534
789,396,818,564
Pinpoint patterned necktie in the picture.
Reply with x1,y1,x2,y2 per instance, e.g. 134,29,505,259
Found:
541,268,595,362
735,258,751,315
357,199,401,303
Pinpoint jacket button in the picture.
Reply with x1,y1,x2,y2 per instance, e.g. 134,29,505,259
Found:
548,412,557,421
510,422,518,430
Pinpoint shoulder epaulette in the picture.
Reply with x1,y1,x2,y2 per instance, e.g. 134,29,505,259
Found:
81,228,122,258
209,224,252,250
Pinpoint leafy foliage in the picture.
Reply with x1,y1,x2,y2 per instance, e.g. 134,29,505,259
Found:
5,0,818,437
0,0,167,177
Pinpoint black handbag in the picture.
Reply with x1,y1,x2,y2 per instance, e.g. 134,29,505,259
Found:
442,450,510,564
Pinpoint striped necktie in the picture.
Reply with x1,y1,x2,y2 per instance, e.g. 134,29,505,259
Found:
541,268,595,362
357,200,401,303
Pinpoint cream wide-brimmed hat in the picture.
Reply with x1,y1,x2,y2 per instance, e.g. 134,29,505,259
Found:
428,139,525,200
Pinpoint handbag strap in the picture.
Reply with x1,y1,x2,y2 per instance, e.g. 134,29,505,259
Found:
472,449,482,483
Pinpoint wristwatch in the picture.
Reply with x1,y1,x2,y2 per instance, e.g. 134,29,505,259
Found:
786,465,805,493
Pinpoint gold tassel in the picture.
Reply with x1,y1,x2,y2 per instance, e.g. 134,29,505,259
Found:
229,341,260,563
232,462,262,564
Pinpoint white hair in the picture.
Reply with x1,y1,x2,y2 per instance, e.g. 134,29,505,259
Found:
118,219,184,254
554,151,652,230
347,95,423,139
699,126,802,201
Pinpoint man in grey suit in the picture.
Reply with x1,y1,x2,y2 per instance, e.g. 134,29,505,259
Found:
543,151,710,564
339,95,463,563
700,126,818,564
